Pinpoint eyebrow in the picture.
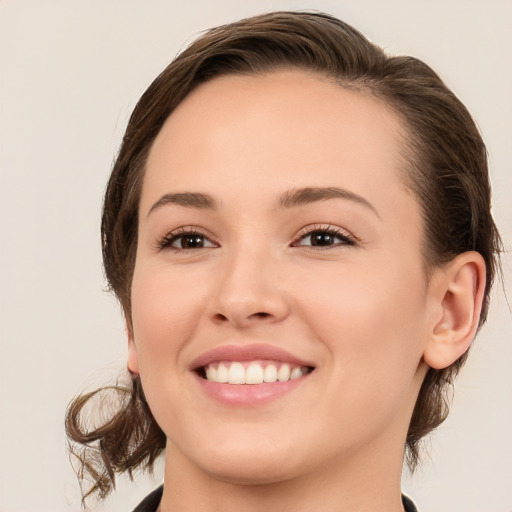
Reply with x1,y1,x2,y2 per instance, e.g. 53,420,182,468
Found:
148,192,218,216
277,187,380,218
147,186,379,218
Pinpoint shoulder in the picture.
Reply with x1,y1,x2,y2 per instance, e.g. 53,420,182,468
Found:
131,485,163,512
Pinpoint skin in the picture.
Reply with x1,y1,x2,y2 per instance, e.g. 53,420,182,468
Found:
127,71,485,512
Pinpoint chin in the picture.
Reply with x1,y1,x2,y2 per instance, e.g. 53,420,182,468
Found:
201,453,302,486
171,427,310,485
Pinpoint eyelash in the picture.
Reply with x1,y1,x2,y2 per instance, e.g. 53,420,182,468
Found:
156,224,356,252
156,226,217,252
292,224,356,248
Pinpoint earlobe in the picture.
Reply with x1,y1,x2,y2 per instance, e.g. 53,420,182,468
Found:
126,325,140,375
423,252,486,370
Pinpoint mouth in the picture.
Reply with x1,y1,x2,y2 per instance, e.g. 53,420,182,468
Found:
197,360,314,384
190,344,315,405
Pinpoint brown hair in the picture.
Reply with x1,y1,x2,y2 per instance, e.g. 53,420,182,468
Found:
66,10,502,501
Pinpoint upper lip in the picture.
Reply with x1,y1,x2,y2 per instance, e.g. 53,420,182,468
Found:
190,343,315,370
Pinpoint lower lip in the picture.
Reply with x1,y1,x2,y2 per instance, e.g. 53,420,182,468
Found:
193,372,310,406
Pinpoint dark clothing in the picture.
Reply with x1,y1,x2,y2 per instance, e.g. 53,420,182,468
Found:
402,493,418,512
132,484,418,512
131,485,163,512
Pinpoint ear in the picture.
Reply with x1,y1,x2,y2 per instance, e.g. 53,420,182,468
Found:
126,323,140,375
423,251,486,370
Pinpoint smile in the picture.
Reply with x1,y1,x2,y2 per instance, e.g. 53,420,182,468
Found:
191,344,315,405
203,361,311,384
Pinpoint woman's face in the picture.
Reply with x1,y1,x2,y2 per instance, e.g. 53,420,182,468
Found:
129,71,436,483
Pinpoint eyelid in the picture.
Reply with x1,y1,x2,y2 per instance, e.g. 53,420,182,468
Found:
155,225,219,252
155,223,356,252
291,224,357,247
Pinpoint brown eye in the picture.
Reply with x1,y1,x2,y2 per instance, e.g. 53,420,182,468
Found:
297,229,355,248
159,230,217,251
309,232,337,246
174,234,207,249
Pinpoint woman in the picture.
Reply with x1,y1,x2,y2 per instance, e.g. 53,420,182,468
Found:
66,11,501,512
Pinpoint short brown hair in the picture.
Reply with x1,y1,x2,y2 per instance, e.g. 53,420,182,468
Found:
66,10,502,501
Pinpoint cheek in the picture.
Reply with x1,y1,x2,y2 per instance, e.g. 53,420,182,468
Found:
130,262,208,369
292,257,428,381
129,262,211,435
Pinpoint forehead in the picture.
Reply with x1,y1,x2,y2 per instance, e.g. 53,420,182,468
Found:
143,70,413,218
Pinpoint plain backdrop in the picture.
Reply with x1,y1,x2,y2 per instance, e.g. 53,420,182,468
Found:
0,1,510,511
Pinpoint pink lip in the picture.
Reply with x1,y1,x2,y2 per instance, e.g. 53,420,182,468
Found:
194,375,309,406
189,344,315,407
189,343,315,370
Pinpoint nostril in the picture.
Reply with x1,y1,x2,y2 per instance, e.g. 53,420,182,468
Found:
211,309,277,326
252,312,270,319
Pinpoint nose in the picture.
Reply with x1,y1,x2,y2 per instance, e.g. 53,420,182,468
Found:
208,246,290,329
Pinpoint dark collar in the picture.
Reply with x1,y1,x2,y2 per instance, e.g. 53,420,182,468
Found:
402,493,418,512
132,485,418,512
131,485,163,512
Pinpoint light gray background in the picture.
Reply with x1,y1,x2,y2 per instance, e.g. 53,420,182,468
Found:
0,1,510,511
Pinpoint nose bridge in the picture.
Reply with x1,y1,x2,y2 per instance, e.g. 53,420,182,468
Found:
210,239,288,326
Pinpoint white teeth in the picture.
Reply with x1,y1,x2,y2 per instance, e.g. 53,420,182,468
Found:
245,363,264,384
290,366,303,380
263,364,278,383
277,363,291,382
206,366,217,381
228,362,245,384
217,362,229,383
204,361,309,384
